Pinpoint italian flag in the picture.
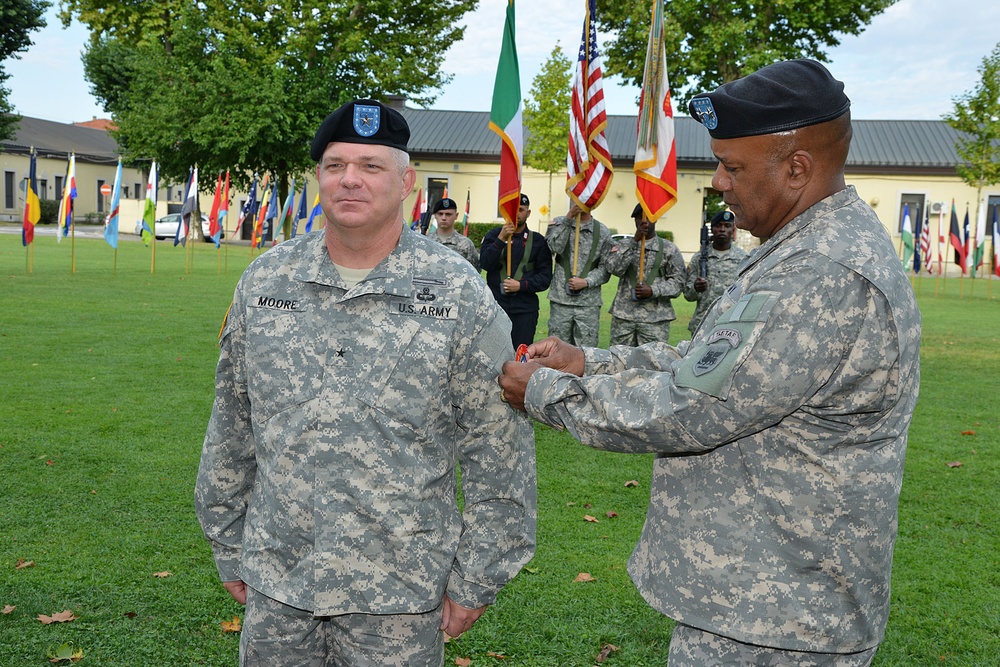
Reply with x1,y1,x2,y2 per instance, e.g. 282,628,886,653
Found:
489,0,522,225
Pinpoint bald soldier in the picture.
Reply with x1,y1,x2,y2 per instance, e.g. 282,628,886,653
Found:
499,60,920,666
196,99,535,667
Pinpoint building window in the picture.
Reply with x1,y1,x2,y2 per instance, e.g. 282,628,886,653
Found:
122,185,130,199
3,171,15,210
134,183,141,199
425,177,449,214
38,179,48,200
898,194,926,233
97,179,106,213
55,175,64,199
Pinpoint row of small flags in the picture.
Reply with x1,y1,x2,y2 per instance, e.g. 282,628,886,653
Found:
22,152,324,252
901,200,1000,278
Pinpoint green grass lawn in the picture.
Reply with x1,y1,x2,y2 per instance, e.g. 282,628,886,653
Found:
1,233,997,665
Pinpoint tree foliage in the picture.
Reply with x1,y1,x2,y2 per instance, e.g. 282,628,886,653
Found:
1,0,49,142
60,0,477,193
944,42,1000,193
523,44,571,215
596,0,896,106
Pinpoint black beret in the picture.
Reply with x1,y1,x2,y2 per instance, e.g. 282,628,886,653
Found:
688,59,850,139
310,99,410,160
432,198,457,213
631,203,644,218
519,193,530,206
711,210,735,224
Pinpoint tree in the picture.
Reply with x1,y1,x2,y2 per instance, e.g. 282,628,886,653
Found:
523,44,571,219
944,42,1000,215
61,0,477,239
1,0,48,142
596,0,895,107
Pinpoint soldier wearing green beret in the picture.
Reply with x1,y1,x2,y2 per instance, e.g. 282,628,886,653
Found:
500,60,920,666
196,99,536,667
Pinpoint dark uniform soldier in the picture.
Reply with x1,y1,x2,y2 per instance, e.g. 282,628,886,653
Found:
480,194,553,349
500,60,920,666
196,99,536,667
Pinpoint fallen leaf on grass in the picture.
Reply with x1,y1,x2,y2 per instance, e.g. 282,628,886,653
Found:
595,642,619,663
960,430,975,436
946,461,963,468
486,651,509,659
152,571,172,578
574,572,595,583
3,605,15,614
123,611,137,618
15,558,34,570
583,503,592,509
584,515,599,523
221,615,242,633
566,501,576,506
38,610,78,624
46,460,54,466
46,642,83,663
455,658,472,666
605,511,618,518
624,480,639,487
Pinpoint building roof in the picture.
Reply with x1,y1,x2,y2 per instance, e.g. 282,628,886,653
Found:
1,115,121,165
3,110,967,176
401,108,965,175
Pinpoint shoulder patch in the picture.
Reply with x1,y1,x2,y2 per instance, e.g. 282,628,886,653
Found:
675,292,779,399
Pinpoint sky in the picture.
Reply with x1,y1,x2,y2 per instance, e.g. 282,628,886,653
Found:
6,0,1000,125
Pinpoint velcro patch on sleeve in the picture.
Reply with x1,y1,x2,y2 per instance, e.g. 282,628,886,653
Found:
675,292,778,399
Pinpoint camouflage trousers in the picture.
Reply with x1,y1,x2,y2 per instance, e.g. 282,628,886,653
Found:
547,303,602,347
240,587,445,667
609,317,671,347
667,623,878,667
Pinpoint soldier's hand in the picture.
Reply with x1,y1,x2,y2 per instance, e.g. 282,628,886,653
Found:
497,222,516,241
567,276,588,291
223,580,247,605
441,595,487,639
694,277,708,292
634,283,653,300
502,277,521,293
526,336,586,376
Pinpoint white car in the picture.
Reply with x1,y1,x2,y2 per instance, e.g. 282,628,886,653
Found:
151,213,212,241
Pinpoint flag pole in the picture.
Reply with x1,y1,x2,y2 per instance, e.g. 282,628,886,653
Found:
572,212,581,276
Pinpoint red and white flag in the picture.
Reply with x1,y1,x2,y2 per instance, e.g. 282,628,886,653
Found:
566,0,613,212
633,0,677,221
919,206,932,273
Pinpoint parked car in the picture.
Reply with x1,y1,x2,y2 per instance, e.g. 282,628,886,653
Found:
151,213,212,241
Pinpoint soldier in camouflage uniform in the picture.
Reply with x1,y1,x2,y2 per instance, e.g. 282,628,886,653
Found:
604,204,686,346
499,60,920,666
195,99,536,667
683,210,748,336
431,197,479,270
545,203,613,347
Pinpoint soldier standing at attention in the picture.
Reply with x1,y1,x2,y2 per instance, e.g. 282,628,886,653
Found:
545,202,613,347
431,197,479,270
604,204,686,346
683,210,748,336
195,99,536,667
499,60,920,666
480,194,553,349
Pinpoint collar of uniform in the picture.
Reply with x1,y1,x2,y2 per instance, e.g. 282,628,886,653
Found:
739,185,858,275
291,226,416,297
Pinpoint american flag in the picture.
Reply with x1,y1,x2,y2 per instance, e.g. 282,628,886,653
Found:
919,205,932,273
566,0,613,212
